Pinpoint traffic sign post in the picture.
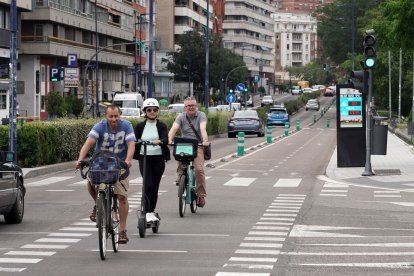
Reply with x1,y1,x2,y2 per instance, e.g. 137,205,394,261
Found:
226,93,236,104
236,83,245,92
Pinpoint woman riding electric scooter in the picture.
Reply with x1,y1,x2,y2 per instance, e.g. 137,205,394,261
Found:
134,98,170,236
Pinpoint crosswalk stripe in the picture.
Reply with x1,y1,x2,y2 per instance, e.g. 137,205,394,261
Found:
240,243,283,248
0,258,42,264
0,267,26,272
229,257,277,262
273,178,301,187
21,244,69,249
265,209,299,213
248,231,288,236
252,226,290,231
217,272,270,276
224,177,255,187
34,238,81,243
48,233,91,237
235,249,280,255
59,227,97,232
5,251,55,256
223,263,273,269
244,237,285,242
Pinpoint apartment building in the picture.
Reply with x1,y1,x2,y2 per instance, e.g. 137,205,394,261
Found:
0,0,32,121
275,0,334,13
222,0,275,89
272,11,317,83
16,0,154,119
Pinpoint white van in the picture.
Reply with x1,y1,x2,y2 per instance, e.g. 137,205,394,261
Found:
113,93,144,117
168,103,185,114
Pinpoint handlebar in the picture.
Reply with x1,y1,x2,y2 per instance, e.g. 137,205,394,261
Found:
78,157,130,181
136,139,156,145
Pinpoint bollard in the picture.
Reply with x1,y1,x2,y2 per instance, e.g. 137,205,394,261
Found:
266,126,272,144
237,132,245,156
313,114,316,123
326,118,330,128
284,122,289,136
296,119,301,131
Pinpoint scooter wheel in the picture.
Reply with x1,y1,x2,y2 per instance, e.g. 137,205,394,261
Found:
138,217,146,238
152,223,159,233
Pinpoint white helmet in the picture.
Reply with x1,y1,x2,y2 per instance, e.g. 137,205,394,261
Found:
142,98,159,110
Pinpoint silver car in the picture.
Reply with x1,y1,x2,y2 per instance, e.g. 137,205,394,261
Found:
261,95,273,107
305,99,320,111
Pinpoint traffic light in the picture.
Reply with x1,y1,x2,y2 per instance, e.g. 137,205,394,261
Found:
350,69,369,93
229,81,234,93
323,64,327,70
364,30,376,68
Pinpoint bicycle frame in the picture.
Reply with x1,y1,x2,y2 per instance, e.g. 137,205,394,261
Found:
180,162,196,204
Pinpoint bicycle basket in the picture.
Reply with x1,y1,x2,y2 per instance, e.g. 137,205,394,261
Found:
89,151,120,185
173,137,198,162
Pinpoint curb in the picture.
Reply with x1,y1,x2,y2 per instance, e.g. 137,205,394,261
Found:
23,161,74,179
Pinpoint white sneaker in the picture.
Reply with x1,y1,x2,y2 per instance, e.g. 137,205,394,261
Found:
146,212,159,222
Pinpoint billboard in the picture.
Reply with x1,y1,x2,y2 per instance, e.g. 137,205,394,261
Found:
339,88,363,128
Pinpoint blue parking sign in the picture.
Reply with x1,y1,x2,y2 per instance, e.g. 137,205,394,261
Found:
67,54,78,67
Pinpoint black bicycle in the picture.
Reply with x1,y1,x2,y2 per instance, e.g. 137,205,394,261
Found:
80,150,129,260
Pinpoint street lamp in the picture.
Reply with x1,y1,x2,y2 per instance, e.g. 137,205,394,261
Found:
94,0,99,116
337,0,356,70
134,13,149,93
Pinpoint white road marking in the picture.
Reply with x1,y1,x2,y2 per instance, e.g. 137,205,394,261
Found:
216,272,270,276
235,249,280,255
256,222,293,226
46,190,74,192
0,258,42,264
224,177,255,187
271,203,302,206
283,252,414,256
263,214,297,217
27,176,74,187
268,206,300,209
71,222,95,226
48,233,91,237
91,249,187,253
273,178,302,187
229,257,277,262
320,194,347,197
0,267,26,272
265,209,299,213
294,262,414,268
301,243,414,247
34,238,81,243
389,202,414,207
321,190,347,193
21,244,69,249
244,237,285,242
240,243,283,248
248,231,288,236
130,177,143,184
276,197,305,200
223,263,273,269
374,195,401,198
252,226,290,231
260,218,295,222
5,251,55,256
374,190,400,193
59,227,97,232
278,194,306,197
273,200,304,203
290,225,364,238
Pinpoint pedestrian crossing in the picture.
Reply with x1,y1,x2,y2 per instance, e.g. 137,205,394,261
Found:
216,194,306,276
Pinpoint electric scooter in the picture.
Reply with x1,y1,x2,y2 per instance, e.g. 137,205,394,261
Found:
136,140,160,238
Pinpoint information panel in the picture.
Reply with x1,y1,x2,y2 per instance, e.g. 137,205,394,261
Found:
339,88,363,128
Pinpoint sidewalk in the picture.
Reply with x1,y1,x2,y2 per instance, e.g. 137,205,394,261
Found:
326,130,414,190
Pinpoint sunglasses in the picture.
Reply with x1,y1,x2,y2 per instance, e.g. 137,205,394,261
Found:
146,108,159,113
185,104,196,108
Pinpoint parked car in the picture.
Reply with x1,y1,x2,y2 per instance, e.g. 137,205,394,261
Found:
323,86,336,96
120,107,142,118
267,106,290,127
168,103,185,114
0,151,25,224
305,99,320,111
217,105,230,112
291,86,302,95
261,95,274,107
227,110,265,138
302,88,313,94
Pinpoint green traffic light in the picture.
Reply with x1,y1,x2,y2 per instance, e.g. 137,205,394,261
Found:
229,89,234,94
365,57,375,68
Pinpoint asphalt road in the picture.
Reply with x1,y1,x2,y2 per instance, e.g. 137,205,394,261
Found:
4,98,413,275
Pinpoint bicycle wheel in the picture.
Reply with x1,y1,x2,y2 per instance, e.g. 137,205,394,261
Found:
178,175,187,217
97,194,107,260
190,188,198,213
111,198,119,252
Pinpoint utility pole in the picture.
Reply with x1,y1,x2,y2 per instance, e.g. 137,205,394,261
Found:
204,0,210,108
147,0,154,98
398,48,402,123
94,0,100,117
9,0,17,162
389,51,391,121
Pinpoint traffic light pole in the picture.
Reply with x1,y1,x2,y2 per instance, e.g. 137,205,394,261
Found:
362,68,374,176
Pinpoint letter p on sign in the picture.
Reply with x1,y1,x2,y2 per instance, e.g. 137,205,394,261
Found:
67,54,78,67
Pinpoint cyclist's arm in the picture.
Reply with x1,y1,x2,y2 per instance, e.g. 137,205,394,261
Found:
76,137,96,169
168,122,180,144
199,121,209,145
125,141,135,168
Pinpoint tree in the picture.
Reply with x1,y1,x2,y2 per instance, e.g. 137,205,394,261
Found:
46,92,65,118
163,31,248,102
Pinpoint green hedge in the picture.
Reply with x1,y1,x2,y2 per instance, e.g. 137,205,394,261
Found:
4,112,231,167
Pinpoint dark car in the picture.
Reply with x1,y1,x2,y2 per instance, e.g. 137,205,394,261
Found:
0,151,25,224
267,106,290,127
227,110,265,138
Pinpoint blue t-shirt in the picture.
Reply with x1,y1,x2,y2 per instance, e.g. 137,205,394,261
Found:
87,119,136,160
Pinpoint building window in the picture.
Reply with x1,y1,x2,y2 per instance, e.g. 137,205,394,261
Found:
287,44,289,50
0,91,6,110
287,34,289,40
287,54,289,60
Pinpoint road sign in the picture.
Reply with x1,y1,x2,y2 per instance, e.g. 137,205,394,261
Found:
64,67,79,87
226,93,236,104
236,83,245,92
50,67,64,81
253,75,260,83
67,54,78,67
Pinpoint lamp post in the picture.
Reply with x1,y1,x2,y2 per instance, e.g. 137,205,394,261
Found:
94,0,99,117
338,0,356,71
204,0,210,108
9,0,17,162
134,13,149,93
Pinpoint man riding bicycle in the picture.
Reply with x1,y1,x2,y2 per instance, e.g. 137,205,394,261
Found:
76,104,136,243
168,97,209,207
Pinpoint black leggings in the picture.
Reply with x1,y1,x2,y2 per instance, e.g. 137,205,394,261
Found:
138,155,165,213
